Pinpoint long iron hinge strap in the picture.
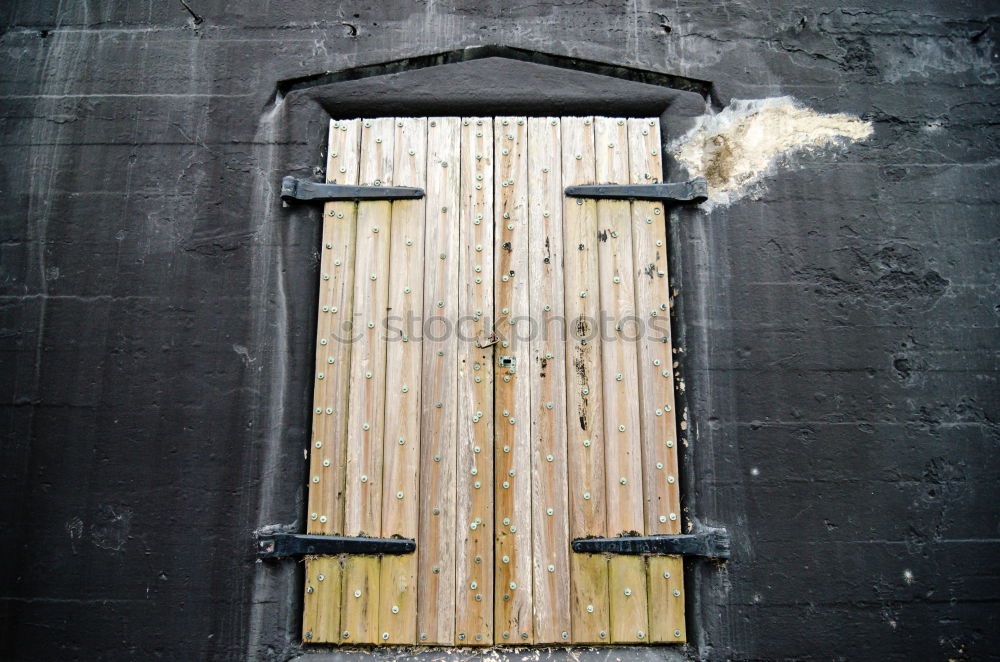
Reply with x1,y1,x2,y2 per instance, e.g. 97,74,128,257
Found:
256,533,416,558
564,178,708,203
281,176,424,203
571,529,730,559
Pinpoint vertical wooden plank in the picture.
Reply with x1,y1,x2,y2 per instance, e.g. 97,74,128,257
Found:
304,557,345,644
627,117,682,536
527,117,570,644
609,554,649,643
455,117,495,646
594,116,648,644
628,117,685,643
377,117,428,645
341,116,395,645
493,115,533,645
417,116,462,645
560,116,610,644
646,557,686,643
303,118,361,643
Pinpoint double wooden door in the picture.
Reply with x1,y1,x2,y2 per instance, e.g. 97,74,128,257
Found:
302,116,684,646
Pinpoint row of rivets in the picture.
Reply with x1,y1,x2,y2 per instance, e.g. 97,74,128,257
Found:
463,129,494,631
495,133,523,642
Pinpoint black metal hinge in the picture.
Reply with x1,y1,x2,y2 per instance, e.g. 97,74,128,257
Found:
565,178,708,204
572,528,730,559
256,533,416,559
280,176,424,204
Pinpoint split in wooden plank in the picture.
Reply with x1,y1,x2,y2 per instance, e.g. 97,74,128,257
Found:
560,116,610,644
303,118,362,644
493,115,534,645
416,116,462,645
527,116,571,644
377,117,428,646
594,116,647,645
341,116,396,645
455,116,496,646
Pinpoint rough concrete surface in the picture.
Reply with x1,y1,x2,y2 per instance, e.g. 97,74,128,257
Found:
0,1,997,661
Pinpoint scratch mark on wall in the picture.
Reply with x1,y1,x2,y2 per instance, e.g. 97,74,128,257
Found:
89,505,133,553
671,97,874,210
65,516,83,554
233,343,255,366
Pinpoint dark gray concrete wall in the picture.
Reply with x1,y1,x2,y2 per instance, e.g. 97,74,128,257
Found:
1,2,997,661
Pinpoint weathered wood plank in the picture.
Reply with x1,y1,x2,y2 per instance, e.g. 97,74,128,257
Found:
609,556,649,643
341,116,396,645
628,117,685,643
417,116,462,645
627,118,682,536
303,118,361,644
527,116,571,644
560,116,610,644
455,117,496,646
646,556,686,643
569,553,610,644
594,116,647,644
377,117,428,645
341,558,380,645
493,116,533,645
304,557,345,644
594,116,644,536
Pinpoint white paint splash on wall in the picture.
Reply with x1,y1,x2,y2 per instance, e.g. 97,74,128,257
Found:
671,97,874,209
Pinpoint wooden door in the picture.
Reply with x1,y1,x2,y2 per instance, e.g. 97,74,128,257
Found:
302,116,685,646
